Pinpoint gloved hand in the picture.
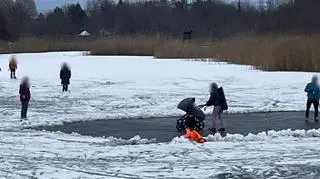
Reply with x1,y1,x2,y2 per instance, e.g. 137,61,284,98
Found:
198,104,205,108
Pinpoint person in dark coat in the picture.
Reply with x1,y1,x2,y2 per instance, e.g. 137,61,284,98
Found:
304,75,320,122
9,56,17,79
19,77,31,119
201,82,228,133
60,63,71,92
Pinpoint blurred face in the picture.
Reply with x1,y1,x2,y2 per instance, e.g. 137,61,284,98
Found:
312,76,318,84
22,77,30,84
62,63,69,69
210,83,218,92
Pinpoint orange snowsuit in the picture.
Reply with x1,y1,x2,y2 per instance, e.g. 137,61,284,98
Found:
185,128,206,143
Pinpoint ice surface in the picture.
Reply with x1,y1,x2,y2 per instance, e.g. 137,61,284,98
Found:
0,52,314,127
0,52,319,178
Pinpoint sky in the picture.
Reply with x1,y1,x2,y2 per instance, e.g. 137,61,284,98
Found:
35,0,87,11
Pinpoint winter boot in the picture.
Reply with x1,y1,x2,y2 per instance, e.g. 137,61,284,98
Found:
209,128,216,134
218,128,226,132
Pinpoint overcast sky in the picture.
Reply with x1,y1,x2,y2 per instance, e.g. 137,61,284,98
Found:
36,0,87,11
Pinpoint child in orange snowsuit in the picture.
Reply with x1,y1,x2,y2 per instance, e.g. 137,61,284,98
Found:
185,128,206,143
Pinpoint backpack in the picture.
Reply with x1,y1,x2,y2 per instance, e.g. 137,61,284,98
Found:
218,87,228,111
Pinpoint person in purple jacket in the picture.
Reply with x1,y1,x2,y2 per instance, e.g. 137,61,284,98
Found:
19,77,31,119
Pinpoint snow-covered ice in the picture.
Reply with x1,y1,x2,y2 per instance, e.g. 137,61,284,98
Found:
0,52,319,178
2,129,320,178
0,52,315,127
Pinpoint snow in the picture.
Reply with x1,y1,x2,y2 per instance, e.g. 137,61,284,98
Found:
1,128,320,178
0,52,319,178
0,52,315,128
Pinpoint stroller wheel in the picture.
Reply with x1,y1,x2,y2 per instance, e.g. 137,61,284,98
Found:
195,120,205,131
176,124,183,131
176,118,187,131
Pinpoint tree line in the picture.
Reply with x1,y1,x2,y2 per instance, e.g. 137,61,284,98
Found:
0,0,320,41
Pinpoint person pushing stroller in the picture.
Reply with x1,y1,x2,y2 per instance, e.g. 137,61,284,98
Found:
200,82,228,134
304,75,320,122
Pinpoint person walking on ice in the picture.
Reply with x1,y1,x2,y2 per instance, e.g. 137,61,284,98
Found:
201,82,228,134
19,77,31,120
9,56,17,79
304,75,320,122
60,63,71,92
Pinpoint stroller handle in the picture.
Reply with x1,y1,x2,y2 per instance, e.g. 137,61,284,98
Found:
197,105,204,109
197,105,207,111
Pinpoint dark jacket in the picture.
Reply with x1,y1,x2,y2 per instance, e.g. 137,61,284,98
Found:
19,82,31,102
60,67,71,85
205,90,222,107
305,82,320,101
205,87,228,110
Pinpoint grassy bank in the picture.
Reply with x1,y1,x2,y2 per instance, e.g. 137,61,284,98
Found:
1,34,320,72
208,34,320,72
0,37,92,53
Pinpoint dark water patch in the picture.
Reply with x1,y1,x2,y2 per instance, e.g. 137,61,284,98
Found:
32,111,320,142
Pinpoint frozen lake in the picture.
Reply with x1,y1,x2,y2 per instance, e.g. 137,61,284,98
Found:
0,52,314,128
0,52,319,178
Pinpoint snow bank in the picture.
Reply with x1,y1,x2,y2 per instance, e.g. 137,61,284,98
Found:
171,128,320,144
2,128,320,178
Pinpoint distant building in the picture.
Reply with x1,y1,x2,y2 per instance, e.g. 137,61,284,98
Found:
79,31,91,36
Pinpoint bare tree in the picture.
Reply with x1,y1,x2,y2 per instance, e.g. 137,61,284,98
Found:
15,0,37,18
0,8,11,40
1,0,320,40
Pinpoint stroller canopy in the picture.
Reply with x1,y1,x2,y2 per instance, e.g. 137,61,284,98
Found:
177,97,205,121
177,97,195,113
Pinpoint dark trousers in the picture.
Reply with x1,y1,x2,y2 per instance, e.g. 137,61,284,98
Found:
306,100,319,119
21,101,29,119
62,84,69,92
10,70,16,79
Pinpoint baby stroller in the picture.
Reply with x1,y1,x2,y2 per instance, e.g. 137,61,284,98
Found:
176,97,206,131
